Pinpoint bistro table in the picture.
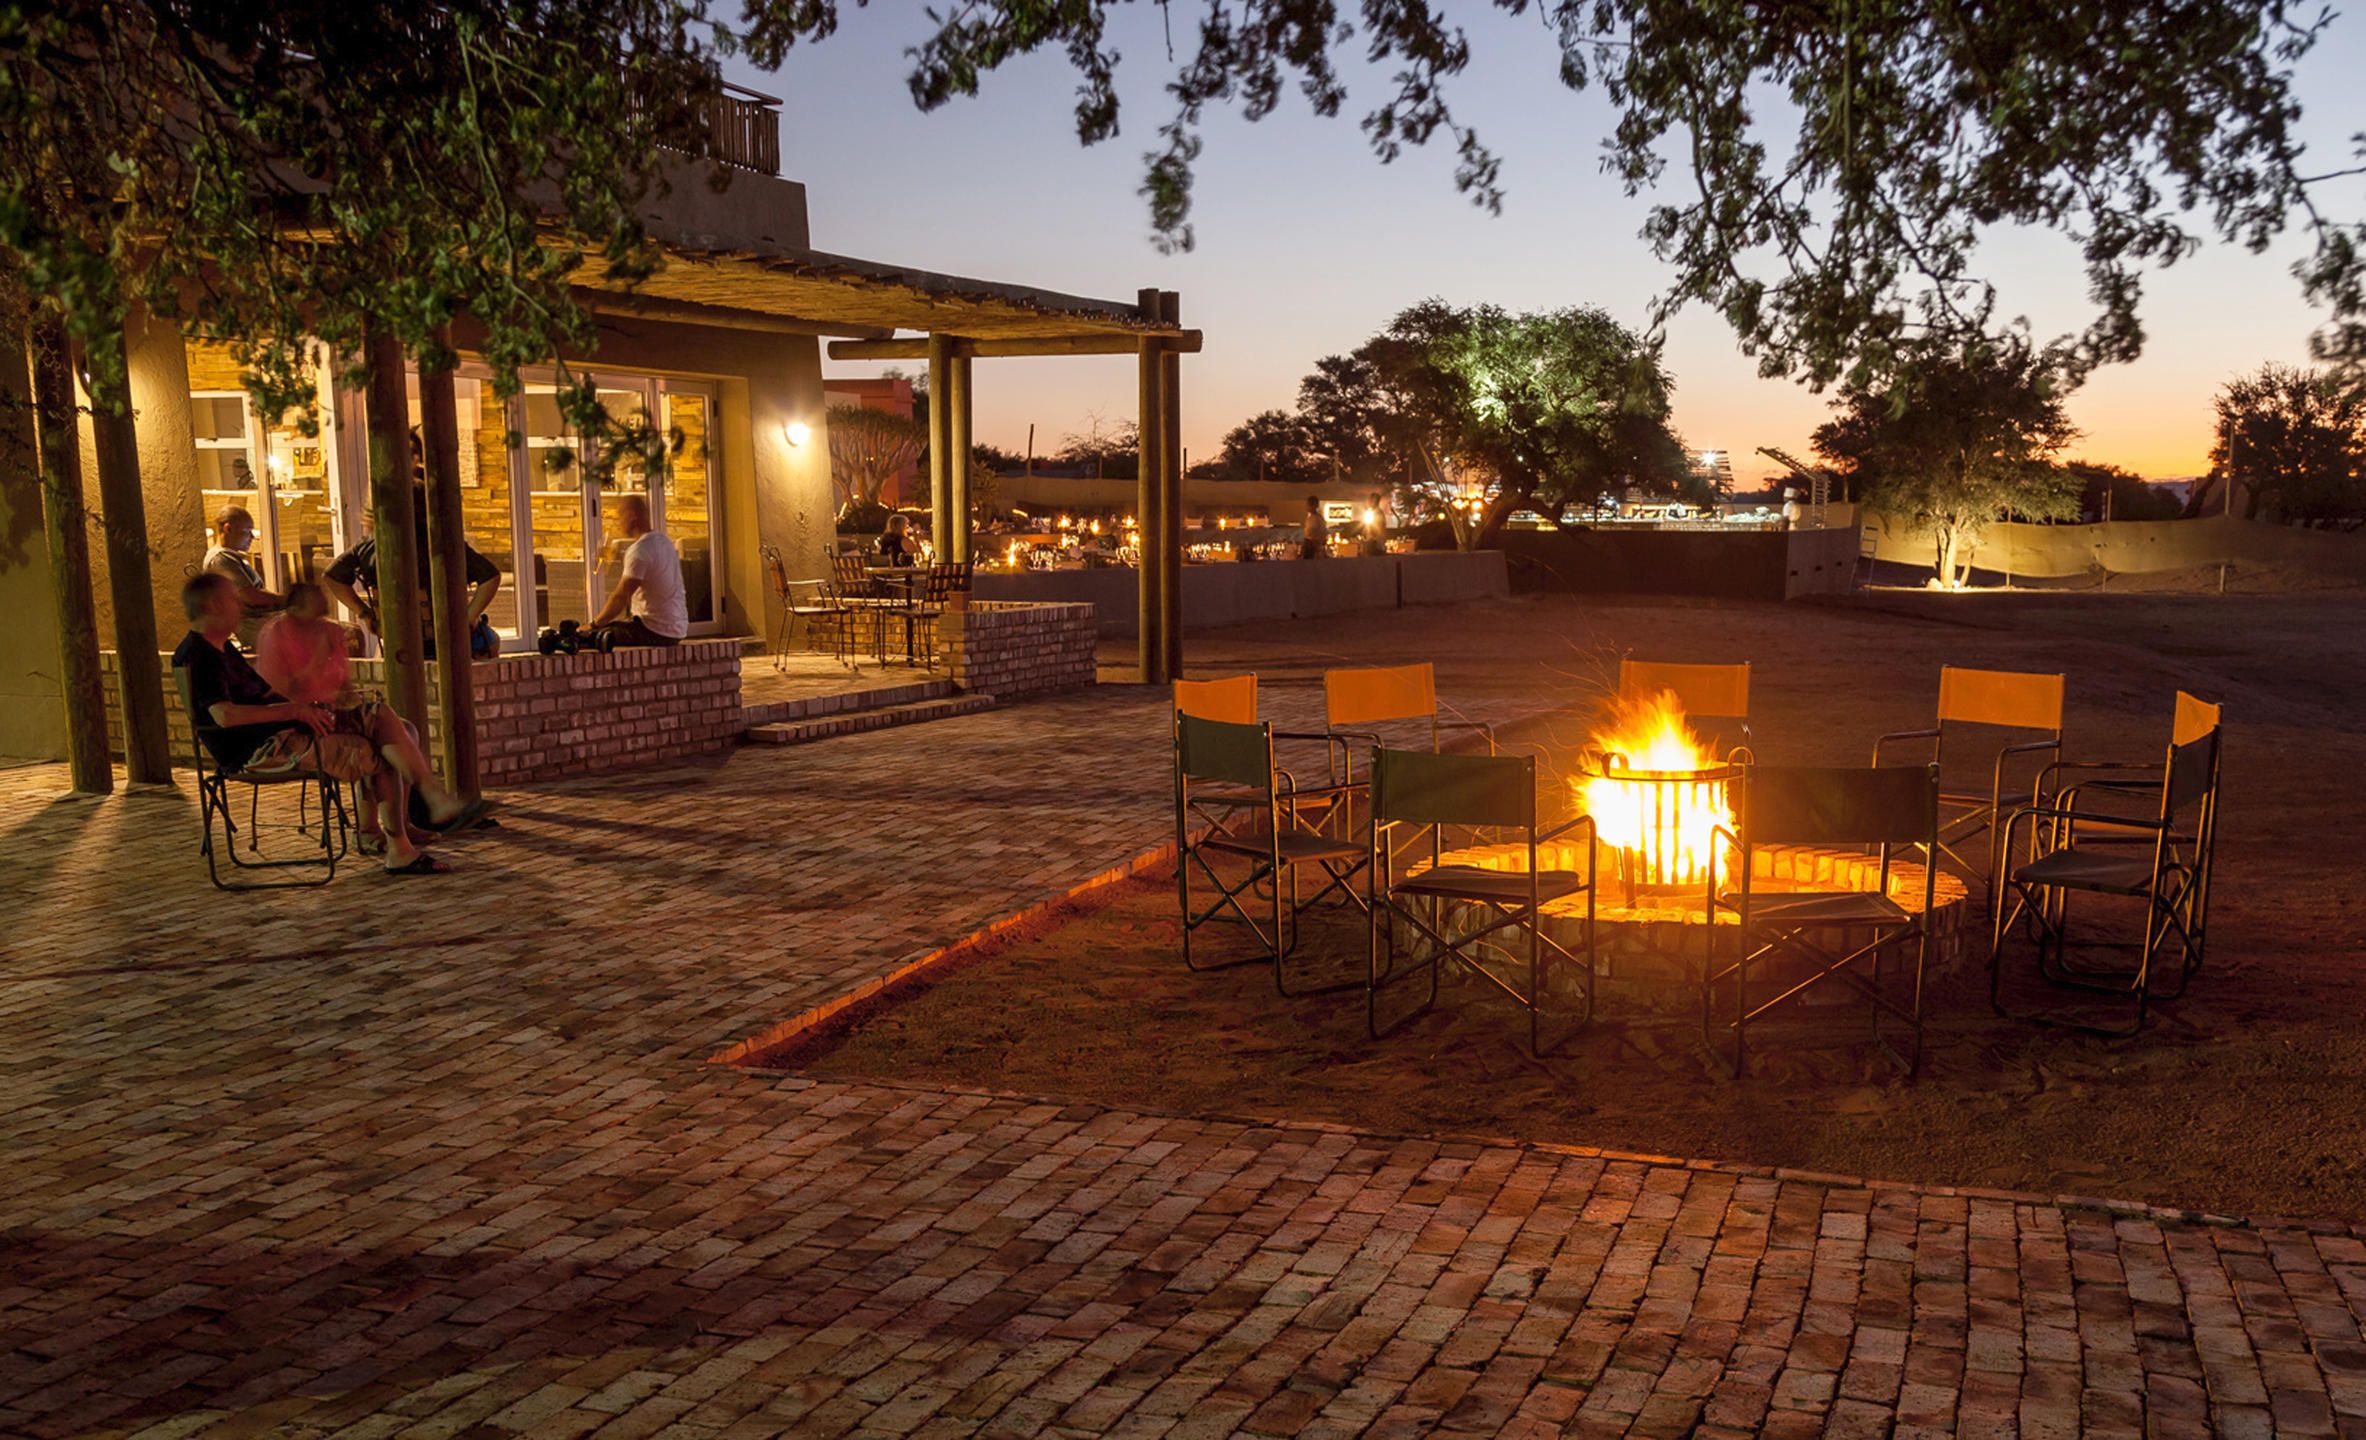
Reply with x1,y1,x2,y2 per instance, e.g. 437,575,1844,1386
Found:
865,567,932,665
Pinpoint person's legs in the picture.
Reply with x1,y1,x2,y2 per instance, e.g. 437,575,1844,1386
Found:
591,616,678,648
357,705,469,824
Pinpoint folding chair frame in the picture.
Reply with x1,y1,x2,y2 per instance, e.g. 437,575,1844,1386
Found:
1174,714,1371,998
1324,662,1495,873
1874,667,2064,914
1988,721,2221,1038
1365,747,1597,1059
175,670,350,891
1704,763,1941,1080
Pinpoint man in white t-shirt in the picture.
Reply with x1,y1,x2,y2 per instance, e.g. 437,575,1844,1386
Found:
588,494,688,646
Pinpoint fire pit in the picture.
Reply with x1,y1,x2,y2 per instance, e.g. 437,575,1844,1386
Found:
1578,688,1745,906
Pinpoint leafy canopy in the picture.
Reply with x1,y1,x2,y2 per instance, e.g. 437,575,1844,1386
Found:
1814,335,2081,579
2209,363,2366,524
740,0,2366,391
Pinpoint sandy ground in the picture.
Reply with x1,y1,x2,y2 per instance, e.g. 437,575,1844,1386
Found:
775,589,2366,1223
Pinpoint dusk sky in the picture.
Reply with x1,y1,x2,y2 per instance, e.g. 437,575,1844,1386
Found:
735,7,2366,484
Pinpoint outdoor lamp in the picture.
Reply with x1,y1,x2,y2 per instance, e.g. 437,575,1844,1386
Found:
784,420,812,448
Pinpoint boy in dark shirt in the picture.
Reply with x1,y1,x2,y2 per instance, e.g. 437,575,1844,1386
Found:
174,574,487,875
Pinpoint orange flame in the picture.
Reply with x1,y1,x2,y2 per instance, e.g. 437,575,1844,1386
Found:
1579,689,1734,888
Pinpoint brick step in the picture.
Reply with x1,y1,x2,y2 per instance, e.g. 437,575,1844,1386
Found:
738,677,954,729
743,694,995,746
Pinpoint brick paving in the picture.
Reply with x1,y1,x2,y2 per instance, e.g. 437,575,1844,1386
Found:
3,598,2364,1438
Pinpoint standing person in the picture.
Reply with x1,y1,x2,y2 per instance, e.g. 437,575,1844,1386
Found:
203,506,283,644
1299,495,1330,559
322,490,503,658
1779,486,1803,532
1362,491,1392,555
586,494,688,647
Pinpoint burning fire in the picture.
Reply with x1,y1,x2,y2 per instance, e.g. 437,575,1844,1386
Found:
1579,689,1735,891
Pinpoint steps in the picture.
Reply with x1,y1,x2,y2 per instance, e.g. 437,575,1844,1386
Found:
743,692,996,746
739,676,953,729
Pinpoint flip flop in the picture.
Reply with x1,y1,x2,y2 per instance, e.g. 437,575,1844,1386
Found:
383,853,452,877
357,834,388,858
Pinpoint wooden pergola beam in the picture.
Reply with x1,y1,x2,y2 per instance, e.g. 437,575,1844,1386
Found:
573,289,895,339
828,332,1203,361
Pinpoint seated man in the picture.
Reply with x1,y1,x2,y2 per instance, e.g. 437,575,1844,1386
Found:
203,505,283,645
322,488,503,660
586,494,688,647
173,573,488,875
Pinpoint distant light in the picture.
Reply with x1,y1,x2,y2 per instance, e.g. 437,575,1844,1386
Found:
1362,509,1377,526
784,421,812,448
1699,450,1718,465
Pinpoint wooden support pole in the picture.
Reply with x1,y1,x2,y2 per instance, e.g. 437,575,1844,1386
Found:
416,352,480,800
1158,291,1184,680
83,324,172,784
1134,288,1166,684
362,326,429,732
828,331,1205,361
947,350,973,562
926,332,954,559
25,317,111,794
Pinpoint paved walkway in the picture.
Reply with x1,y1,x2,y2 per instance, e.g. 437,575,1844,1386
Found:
3,600,2363,1438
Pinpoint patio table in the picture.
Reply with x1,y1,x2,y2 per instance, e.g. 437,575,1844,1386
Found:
864,569,932,665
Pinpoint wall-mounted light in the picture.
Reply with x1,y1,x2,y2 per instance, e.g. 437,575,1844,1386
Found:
784,420,812,448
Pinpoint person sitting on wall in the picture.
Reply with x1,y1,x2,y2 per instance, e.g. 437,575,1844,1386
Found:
322,489,502,660
203,506,284,645
174,573,489,875
1299,495,1330,559
876,513,916,566
583,494,688,648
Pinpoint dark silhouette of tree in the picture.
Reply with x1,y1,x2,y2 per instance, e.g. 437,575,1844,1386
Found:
2208,363,2366,525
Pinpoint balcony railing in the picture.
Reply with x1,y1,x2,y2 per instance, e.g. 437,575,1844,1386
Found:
689,81,781,177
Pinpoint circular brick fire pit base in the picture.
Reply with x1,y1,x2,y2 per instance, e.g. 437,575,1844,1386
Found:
1417,842,1977,985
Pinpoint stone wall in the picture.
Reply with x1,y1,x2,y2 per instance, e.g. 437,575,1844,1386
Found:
940,602,1097,702
103,639,744,787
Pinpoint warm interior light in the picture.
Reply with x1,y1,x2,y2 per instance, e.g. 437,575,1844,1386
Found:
1579,690,1733,890
784,420,812,448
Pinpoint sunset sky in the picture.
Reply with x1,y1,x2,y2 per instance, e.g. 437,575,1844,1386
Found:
736,7,2366,484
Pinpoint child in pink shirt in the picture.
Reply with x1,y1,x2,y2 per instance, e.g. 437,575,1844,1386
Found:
253,582,351,705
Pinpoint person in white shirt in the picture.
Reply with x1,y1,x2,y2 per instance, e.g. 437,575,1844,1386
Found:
588,494,688,646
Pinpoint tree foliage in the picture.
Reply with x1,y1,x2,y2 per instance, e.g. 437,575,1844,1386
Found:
1,1,724,447
1814,337,2082,583
2062,461,2182,523
1230,300,1685,547
825,402,924,514
2208,363,2366,524
1056,417,1139,478
745,0,2366,391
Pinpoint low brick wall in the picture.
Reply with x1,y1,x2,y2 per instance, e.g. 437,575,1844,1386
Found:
103,640,744,787
940,602,1097,702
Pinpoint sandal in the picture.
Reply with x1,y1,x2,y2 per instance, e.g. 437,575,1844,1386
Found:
383,853,453,877
357,833,388,858
425,798,498,833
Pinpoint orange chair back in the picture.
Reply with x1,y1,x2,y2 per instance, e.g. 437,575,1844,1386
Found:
1618,659,1750,721
1325,663,1437,728
1936,666,2064,732
1175,674,1258,724
2173,691,2222,747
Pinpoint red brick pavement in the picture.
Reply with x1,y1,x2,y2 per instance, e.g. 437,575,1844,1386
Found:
3,637,2364,1437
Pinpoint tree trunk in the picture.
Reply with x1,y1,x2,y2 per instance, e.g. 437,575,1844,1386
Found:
25,314,111,793
83,323,173,785
363,326,429,732
417,350,480,800
1471,478,1535,550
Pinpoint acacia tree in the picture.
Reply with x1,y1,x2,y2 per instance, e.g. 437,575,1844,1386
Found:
1213,409,1325,484
742,0,2366,391
825,403,925,515
1815,338,2082,585
2209,364,2366,524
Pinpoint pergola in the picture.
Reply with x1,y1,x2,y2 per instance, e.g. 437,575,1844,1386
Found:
573,246,1200,685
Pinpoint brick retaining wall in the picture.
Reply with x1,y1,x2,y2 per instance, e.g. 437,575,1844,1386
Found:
940,602,1097,702
102,640,744,787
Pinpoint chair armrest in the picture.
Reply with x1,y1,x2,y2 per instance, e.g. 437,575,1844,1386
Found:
1872,727,1940,766
1539,814,1595,844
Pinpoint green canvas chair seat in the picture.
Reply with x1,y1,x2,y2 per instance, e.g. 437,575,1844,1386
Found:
1366,745,1596,1057
1173,712,1370,997
1709,762,1941,1079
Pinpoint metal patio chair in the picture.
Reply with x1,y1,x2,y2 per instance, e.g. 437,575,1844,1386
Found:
908,559,973,670
1874,666,2064,913
762,544,856,670
1176,675,1360,898
1173,713,1369,997
1988,695,2223,1037
1706,763,1942,1079
1618,658,1752,753
1366,746,1596,1057
173,667,350,891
